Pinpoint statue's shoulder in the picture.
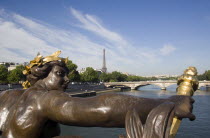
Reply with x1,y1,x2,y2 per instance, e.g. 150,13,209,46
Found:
0,89,24,117
25,86,48,94
0,89,24,99
47,90,70,97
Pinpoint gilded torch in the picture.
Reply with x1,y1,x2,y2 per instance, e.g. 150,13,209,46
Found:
169,67,199,137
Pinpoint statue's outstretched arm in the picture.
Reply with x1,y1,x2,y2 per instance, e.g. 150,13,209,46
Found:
40,91,105,126
40,90,195,128
40,91,161,126
41,91,77,125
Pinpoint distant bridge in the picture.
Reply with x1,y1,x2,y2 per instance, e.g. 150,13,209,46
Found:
104,81,210,90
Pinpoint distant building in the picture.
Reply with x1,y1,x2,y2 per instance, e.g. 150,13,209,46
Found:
0,62,29,71
78,49,108,75
8,65,17,71
0,62,15,66
78,67,103,75
0,62,16,70
94,69,103,76
101,49,107,73
122,72,135,76
8,63,21,71
78,68,86,74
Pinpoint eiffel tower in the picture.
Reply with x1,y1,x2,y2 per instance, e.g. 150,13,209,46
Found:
101,49,107,73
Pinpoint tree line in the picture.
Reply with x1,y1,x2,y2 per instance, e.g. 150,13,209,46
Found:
2,60,209,84
0,65,25,84
0,60,169,84
197,70,210,81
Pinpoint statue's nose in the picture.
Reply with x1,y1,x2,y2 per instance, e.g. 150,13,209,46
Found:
64,76,70,83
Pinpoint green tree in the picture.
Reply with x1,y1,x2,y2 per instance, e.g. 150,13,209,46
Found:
198,73,207,80
4,63,10,68
80,67,99,82
7,65,25,83
146,77,158,81
109,71,127,82
66,60,78,72
127,75,140,81
99,72,110,82
197,70,210,81
69,70,80,82
0,65,8,83
66,60,80,82
205,70,210,80
125,75,158,81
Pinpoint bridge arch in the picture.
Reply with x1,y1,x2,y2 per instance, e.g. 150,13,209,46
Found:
107,84,130,88
135,84,158,90
104,81,210,90
104,81,178,90
198,82,210,89
134,83,176,90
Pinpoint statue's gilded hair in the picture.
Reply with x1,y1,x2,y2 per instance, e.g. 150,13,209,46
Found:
22,51,68,89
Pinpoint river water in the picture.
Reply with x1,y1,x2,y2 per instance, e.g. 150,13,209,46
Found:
60,85,210,138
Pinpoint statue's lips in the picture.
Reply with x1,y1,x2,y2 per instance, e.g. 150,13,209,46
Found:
62,82,69,89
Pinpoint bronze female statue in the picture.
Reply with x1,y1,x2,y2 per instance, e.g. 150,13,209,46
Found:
0,51,195,138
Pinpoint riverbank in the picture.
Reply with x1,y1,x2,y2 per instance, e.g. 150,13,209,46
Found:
69,88,121,97
0,84,22,91
0,84,122,97
0,83,107,92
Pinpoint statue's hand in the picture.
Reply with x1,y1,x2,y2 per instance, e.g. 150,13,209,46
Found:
169,95,195,121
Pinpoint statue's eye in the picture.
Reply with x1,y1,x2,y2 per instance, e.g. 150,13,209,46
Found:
57,71,63,76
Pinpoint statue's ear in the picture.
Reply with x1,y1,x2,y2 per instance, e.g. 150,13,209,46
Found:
143,102,175,138
125,109,144,138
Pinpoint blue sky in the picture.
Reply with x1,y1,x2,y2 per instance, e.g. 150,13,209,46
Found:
0,0,210,76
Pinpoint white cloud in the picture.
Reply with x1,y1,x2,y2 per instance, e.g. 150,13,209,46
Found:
0,13,103,66
0,8,175,75
70,8,127,46
0,20,57,62
0,10,129,71
160,44,176,56
69,8,164,64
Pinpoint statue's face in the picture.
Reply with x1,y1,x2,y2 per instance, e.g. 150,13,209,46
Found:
43,65,70,91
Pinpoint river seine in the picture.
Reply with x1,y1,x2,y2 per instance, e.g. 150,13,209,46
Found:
60,85,210,138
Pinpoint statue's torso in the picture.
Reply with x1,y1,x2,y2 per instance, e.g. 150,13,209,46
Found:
0,88,60,138
0,89,24,131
